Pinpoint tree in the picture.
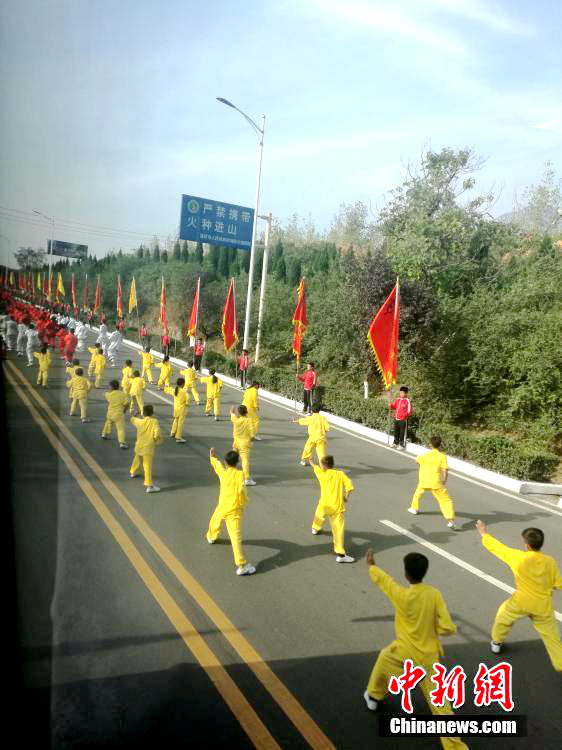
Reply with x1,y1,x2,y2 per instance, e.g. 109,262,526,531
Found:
153,242,160,261
274,254,287,282
181,241,189,262
144,246,151,259
230,256,240,277
161,250,168,263
14,246,45,269
195,242,204,264
173,240,181,260
328,201,373,247
512,162,562,233
208,245,220,272
137,244,144,259
288,257,302,287
240,250,251,273
218,246,230,278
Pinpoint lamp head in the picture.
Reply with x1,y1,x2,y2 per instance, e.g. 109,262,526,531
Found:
217,97,236,108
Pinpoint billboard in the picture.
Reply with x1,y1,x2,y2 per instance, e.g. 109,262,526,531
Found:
48,240,88,260
179,194,254,250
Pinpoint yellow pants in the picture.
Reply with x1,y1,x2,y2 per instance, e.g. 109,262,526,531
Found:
142,366,153,383
70,397,88,419
492,596,562,671
130,453,154,486
171,407,187,440
206,508,246,567
102,416,126,444
95,369,105,388
312,504,346,554
367,644,468,750
233,440,251,480
130,393,144,414
411,485,455,521
185,386,200,404
157,374,170,389
205,396,220,416
301,437,327,462
248,412,260,437
37,370,49,386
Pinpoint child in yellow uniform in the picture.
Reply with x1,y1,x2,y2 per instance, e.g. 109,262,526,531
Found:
129,370,146,415
69,368,92,422
408,436,457,530
293,405,329,464
179,360,200,404
92,349,106,388
164,377,188,443
242,381,261,440
476,521,562,670
87,343,100,377
201,368,223,420
66,358,80,383
101,380,129,448
308,454,354,562
34,345,52,388
364,549,468,750
155,354,173,390
230,405,256,485
121,359,134,395
139,346,154,384
129,404,163,493
206,447,255,576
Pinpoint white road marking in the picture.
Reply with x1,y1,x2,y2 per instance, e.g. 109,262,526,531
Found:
380,519,562,622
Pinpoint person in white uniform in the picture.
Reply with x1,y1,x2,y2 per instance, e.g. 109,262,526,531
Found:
16,321,28,356
25,323,40,365
107,328,123,366
96,322,110,356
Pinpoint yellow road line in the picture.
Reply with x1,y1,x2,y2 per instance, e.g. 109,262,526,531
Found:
7,361,336,750
5,365,280,750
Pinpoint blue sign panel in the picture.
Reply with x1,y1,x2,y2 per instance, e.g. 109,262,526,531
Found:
48,240,88,259
179,195,254,250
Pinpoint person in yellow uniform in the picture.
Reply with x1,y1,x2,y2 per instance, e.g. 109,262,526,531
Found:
129,404,163,493
121,359,134,395
34,345,52,388
230,405,256,485
364,549,468,750
128,370,146,415
408,436,457,530
476,520,562,670
92,348,106,388
179,360,200,405
87,343,101,377
206,447,255,575
308,454,354,563
69,368,92,423
139,346,154,384
101,379,129,448
164,377,188,443
155,354,173,390
66,358,80,383
242,381,261,440
201,368,223,420
293,405,329,465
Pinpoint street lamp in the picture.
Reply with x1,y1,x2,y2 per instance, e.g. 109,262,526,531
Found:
216,97,265,352
33,209,55,282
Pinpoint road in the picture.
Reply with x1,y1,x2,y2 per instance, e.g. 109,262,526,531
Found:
5,328,562,749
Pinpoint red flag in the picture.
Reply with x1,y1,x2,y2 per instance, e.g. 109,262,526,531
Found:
367,280,400,390
187,277,200,337
116,274,123,318
221,279,238,352
82,274,89,311
292,278,308,360
93,276,101,313
71,274,77,309
159,276,168,333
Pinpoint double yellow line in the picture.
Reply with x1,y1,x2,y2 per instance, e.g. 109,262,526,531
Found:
5,361,335,750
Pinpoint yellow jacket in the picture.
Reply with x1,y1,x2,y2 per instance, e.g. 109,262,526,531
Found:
210,456,247,514
482,533,562,615
131,415,163,456
313,465,353,513
34,351,52,371
129,376,146,397
231,413,255,446
155,361,173,380
298,413,330,440
164,386,188,415
105,390,129,420
69,375,92,399
416,449,448,489
179,367,198,388
140,351,154,367
121,365,134,391
369,565,456,665
201,375,223,399
92,352,106,373
242,386,259,415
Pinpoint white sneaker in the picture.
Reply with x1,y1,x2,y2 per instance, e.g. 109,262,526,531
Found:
206,536,215,545
363,690,379,712
336,554,355,563
214,416,219,421
447,521,458,530
119,443,129,449
490,640,502,654
175,438,186,443
311,529,320,535
407,507,418,515
253,435,262,441
398,445,406,451
244,478,256,486
146,485,160,494
236,563,256,576
299,460,307,466
101,435,108,440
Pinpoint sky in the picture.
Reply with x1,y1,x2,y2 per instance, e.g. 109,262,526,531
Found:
0,0,561,264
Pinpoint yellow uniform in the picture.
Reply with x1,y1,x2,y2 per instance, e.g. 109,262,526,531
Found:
65,365,78,400
366,565,468,750
207,456,248,567
231,413,255,480
482,533,562,671
311,466,353,555
87,346,98,376
140,350,154,383
34,350,52,387
201,375,223,416
179,367,200,404
92,352,106,388
298,413,330,461
102,390,129,444
164,386,188,440
121,365,134,395
69,374,92,420
130,415,163,486
411,449,455,521
155,360,173,389
242,386,260,436
129,375,146,414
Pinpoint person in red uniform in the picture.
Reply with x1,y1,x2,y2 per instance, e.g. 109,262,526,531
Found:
238,349,250,389
117,317,125,333
161,331,170,356
63,328,78,365
56,326,68,359
45,317,58,349
194,338,205,371
389,386,413,450
297,362,317,414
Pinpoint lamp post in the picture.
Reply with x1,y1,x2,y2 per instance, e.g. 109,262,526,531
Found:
216,97,265,352
33,209,55,284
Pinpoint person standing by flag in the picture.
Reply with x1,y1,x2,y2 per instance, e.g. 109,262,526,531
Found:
194,338,205,371
297,361,317,414
389,386,412,450
238,349,250,389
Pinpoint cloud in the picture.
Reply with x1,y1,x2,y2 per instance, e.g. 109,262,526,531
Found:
533,119,562,135
421,0,533,35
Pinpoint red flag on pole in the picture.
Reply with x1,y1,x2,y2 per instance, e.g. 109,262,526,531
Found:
159,276,168,333
116,274,124,319
292,278,308,360
93,275,101,313
221,279,239,352
82,274,89,311
367,279,400,390
71,273,77,309
187,277,200,337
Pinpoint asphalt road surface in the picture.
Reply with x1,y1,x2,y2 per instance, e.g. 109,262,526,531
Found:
5,328,562,749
